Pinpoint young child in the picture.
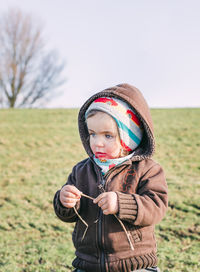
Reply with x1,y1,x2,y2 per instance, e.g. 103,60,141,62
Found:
53,83,168,272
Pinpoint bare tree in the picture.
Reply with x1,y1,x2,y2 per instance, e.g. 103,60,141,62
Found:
0,9,65,108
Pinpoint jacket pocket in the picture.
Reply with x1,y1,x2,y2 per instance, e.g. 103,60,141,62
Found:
127,224,142,243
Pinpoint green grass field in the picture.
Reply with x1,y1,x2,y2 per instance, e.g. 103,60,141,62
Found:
0,108,200,272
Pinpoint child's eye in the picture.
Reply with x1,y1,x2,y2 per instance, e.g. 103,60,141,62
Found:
89,133,96,137
105,134,113,139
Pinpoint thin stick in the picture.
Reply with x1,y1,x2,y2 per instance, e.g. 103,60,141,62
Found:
73,207,89,242
114,214,134,251
79,192,134,250
81,193,94,201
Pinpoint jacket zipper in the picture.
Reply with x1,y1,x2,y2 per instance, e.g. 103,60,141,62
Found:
98,176,106,272
94,161,106,272
98,208,105,272
91,159,130,272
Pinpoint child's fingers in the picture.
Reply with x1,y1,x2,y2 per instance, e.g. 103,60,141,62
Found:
93,193,106,204
60,194,79,204
102,208,110,215
62,191,81,199
97,199,107,208
60,185,82,208
61,198,78,208
93,192,119,215
63,185,82,197
62,198,76,203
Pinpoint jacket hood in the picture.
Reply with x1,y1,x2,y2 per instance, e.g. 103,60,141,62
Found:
78,83,155,161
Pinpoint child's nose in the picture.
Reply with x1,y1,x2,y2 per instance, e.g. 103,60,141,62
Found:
95,136,104,147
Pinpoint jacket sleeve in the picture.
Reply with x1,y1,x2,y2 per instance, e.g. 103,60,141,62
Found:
53,166,80,223
116,162,168,226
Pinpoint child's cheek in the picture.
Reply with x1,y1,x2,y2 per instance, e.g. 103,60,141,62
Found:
89,140,95,153
108,145,120,158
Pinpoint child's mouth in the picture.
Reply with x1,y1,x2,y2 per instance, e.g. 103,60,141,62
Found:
95,152,107,158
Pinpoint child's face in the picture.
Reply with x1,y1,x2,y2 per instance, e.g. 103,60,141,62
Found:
87,111,122,160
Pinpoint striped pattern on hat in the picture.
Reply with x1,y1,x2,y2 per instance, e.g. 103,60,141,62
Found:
85,97,143,152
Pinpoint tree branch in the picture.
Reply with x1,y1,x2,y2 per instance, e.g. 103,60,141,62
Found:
0,8,65,108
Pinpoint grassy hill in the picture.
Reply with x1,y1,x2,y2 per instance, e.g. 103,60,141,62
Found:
0,108,199,272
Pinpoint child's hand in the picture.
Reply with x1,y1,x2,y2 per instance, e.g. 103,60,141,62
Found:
93,192,119,215
60,185,81,208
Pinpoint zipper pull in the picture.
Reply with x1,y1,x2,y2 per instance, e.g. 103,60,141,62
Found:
98,184,105,193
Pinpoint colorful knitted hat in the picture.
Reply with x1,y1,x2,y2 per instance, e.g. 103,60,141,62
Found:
85,97,143,152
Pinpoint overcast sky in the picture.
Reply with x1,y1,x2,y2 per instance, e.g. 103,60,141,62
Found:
1,0,200,108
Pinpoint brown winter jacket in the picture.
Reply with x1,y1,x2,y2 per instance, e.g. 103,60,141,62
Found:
53,83,168,272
